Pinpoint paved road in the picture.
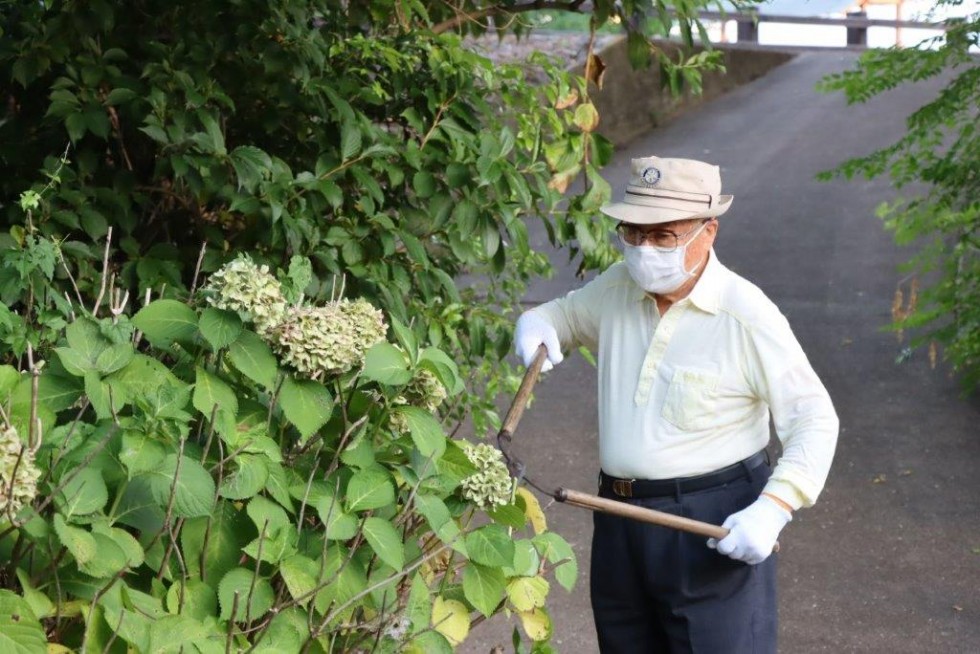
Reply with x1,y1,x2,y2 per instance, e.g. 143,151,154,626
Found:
463,50,980,653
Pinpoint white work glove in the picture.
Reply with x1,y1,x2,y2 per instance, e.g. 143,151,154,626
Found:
514,311,564,372
707,495,791,565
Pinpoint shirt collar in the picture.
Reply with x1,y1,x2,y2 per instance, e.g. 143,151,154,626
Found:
686,249,723,315
631,248,723,315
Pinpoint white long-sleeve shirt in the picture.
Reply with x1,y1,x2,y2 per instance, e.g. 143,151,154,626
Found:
532,251,838,510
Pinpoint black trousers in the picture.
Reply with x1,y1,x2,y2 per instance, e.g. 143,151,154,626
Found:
590,461,777,654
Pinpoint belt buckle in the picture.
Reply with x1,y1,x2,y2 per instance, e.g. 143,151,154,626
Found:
612,479,633,498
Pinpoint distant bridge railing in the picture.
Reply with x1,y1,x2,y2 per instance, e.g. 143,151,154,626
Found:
693,10,950,47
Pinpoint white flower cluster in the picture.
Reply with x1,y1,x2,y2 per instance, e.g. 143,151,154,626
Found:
403,369,447,413
205,256,387,379
459,442,514,510
390,368,449,433
268,300,386,378
203,256,286,336
0,426,40,517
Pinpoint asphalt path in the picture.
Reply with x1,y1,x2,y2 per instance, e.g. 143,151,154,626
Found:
463,50,980,653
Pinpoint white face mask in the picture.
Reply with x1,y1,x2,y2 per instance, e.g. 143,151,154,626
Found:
623,222,708,294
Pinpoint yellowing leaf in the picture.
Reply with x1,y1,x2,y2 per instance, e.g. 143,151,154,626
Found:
519,607,552,642
517,487,547,535
431,597,469,646
573,102,599,133
554,88,579,110
506,576,549,612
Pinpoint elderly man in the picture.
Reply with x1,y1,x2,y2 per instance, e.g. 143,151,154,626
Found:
514,156,839,653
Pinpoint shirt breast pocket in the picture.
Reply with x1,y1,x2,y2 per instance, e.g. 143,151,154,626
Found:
661,367,720,432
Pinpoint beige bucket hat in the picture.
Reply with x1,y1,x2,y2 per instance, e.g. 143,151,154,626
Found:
600,155,733,225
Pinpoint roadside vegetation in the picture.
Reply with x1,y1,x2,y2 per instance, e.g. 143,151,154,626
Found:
820,0,980,390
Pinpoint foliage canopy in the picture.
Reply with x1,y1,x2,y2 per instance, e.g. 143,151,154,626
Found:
820,2,980,389
0,0,738,650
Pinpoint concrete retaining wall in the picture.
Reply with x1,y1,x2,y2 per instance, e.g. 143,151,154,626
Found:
576,39,795,147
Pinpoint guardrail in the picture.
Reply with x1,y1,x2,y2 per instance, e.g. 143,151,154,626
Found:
695,10,950,47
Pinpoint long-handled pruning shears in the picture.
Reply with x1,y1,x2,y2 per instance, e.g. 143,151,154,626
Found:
497,345,780,550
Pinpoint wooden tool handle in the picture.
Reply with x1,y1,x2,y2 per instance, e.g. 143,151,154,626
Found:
499,345,548,439
557,488,780,552
558,488,728,539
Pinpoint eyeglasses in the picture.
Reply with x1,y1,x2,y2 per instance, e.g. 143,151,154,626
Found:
616,220,710,251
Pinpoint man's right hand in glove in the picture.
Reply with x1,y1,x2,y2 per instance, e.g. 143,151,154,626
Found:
514,311,564,372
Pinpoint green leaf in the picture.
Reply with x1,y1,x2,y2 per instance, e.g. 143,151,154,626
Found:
405,631,453,654
413,171,436,198
95,342,134,375
193,366,238,425
361,342,412,385
182,503,254,583
279,375,333,441
414,494,466,555
198,307,243,350
465,524,515,567
133,299,198,347
462,562,506,617
487,503,526,530
345,468,395,512
56,466,108,518
315,492,358,540
246,495,290,534
92,523,145,569
228,330,278,389
14,569,54,619
106,354,180,402
105,87,138,105
0,590,47,654
230,145,272,192
53,514,97,565
279,555,320,607
533,532,578,592
143,453,216,518
418,347,463,395
219,453,269,500
340,119,362,160
78,531,129,577
0,366,21,399
362,516,405,571
392,406,446,459
119,430,167,478
55,347,92,376
166,580,218,621
218,568,274,622
146,614,212,653
389,316,418,362
407,573,431,636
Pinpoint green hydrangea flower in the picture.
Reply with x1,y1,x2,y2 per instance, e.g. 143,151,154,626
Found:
0,426,40,517
459,442,514,510
203,255,287,335
270,299,386,378
403,369,447,412
390,368,449,433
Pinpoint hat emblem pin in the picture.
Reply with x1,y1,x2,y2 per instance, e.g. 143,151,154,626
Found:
641,166,661,186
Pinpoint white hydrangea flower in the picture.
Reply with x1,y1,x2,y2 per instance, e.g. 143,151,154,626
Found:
403,369,447,413
203,255,287,335
459,442,514,510
390,368,448,434
0,426,40,517
270,298,386,378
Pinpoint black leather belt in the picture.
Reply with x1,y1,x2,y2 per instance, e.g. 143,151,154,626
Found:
599,450,769,499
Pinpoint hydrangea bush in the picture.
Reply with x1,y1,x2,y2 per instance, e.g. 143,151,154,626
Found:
0,252,577,652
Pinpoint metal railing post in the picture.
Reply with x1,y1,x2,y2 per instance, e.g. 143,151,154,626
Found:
846,11,868,47
736,14,759,43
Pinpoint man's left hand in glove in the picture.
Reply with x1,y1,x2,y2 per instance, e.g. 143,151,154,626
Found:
707,494,792,565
